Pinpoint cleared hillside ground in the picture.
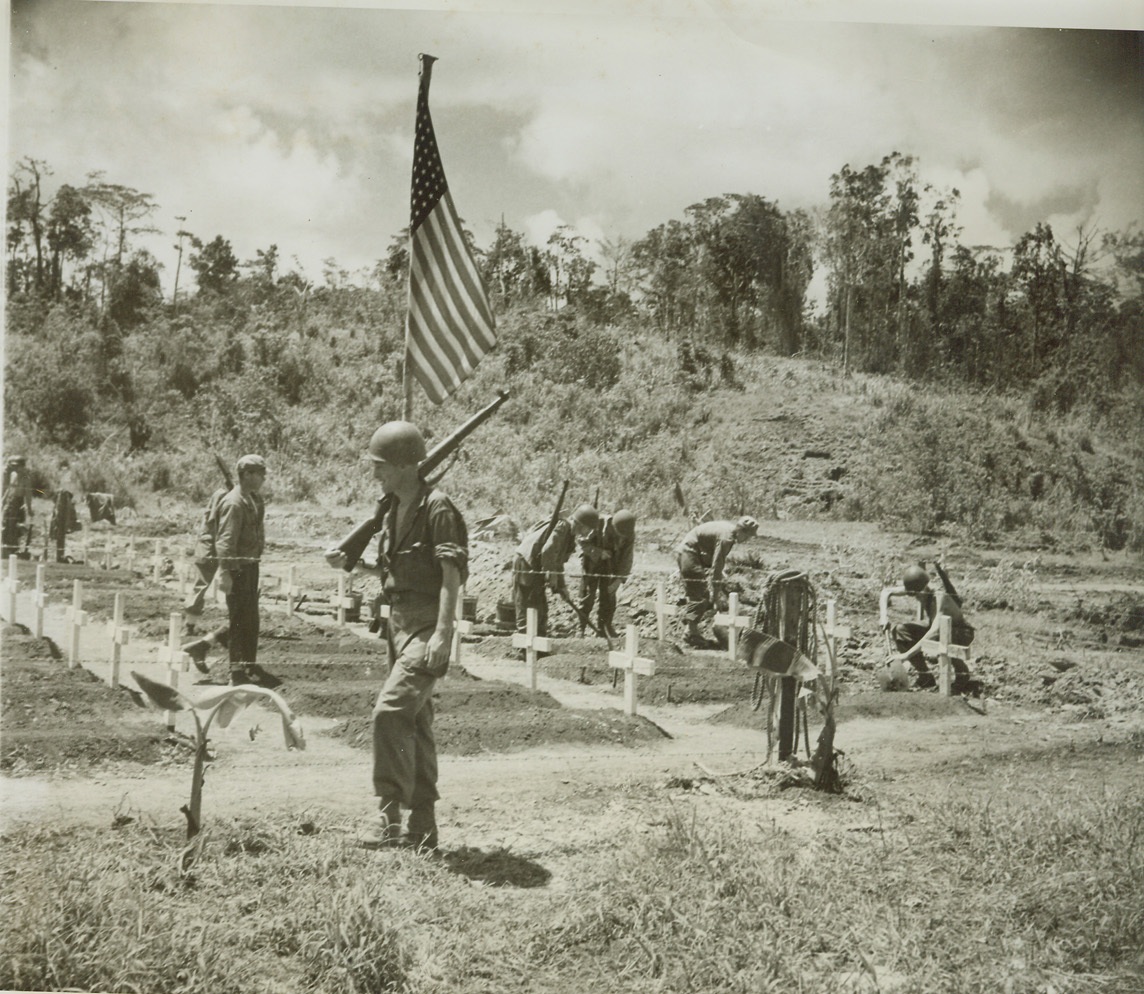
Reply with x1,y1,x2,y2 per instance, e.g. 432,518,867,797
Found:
3,508,1143,993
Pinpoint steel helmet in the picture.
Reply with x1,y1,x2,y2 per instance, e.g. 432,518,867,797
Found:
736,515,758,537
611,509,636,537
571,504,600,530
368,421,427,465
903,565,930,592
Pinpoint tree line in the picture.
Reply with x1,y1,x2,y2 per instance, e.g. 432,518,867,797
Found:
7,151,1144,419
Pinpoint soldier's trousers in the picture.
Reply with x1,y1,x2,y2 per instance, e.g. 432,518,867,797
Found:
578,572,617,631
892,621,974,670
226,564,260,664
677,551,711,625
372,595,440,809
512,555,549,636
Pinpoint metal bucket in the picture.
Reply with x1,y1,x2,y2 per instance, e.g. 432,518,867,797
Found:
496,599,516,630
462,596,478,622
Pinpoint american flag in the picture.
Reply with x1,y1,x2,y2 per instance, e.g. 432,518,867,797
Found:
405,55,496,406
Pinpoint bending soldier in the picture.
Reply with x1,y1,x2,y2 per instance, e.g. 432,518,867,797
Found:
577,508,636,638
512,503,599,643
675,516,758,647
325,421,467,852
880,564,974,688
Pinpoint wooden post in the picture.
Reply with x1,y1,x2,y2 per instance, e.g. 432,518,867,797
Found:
157,612,186,668
608,625,656,717
106,592,133,689
286,565,300,617
4,555,18,626
33,563,47,639
821,600,851,679
918,617,973,698
155,612,186,732
511,607,551,692
713,592,749,662
336,574,362,627
777,584,799,762
152,540,164,582
451,587,475,668
125,540,136,574
67,580,86,668
654,579,680,643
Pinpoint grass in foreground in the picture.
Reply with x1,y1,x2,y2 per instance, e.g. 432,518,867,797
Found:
2,747,1142,994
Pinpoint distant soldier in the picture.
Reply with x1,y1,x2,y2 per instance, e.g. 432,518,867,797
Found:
1,455,34,558
48,490,80,564
512,503,600,641
675,516,759,647
577,508,636,638
880,564,975,688
182,456,266,685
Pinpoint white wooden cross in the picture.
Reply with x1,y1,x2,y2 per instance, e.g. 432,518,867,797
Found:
3,555,19,626
124,541,136,575
285,565,302,617
919,616,973,697
654,578,680,643
33,563,47,639
336,574,361,627
450,587,475,667
820,600,851,680
152,539,165,582
66,579,87,669
713,592,750,662
608,625,656,717
156,611,187,668
153,612,185,732
511,607,551,692
105,592,134,689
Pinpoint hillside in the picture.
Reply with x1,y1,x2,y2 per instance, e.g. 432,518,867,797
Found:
4,293,1143,554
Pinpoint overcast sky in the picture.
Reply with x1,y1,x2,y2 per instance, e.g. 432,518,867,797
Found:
7,1,1143,292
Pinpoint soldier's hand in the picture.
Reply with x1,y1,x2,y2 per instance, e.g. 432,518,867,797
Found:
425,628,452,677
323,547,347,570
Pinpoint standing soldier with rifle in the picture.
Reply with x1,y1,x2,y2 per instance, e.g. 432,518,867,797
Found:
183,455,233,619
325,392,506,852
1,455,34,559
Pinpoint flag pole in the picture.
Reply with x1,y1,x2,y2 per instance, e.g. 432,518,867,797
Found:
403,53,437,422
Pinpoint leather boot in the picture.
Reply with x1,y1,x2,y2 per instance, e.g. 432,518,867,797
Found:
404,802,438,852
181,638,212,673
359,799,402,850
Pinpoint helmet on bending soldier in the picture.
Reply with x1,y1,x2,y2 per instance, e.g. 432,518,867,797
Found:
611,509,636,537
368,421,427,466
902,565,930,592
571,504,600,530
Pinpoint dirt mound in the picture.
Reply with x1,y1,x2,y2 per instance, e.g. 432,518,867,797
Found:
327,676,668,756
1,629,175,773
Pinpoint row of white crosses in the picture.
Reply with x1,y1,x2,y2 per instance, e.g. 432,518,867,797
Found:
512,604,657,715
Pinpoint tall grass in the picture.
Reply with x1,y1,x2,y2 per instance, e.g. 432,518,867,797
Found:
4,763,1142,994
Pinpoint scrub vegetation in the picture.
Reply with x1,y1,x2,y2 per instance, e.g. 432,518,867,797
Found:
5,154,1143,552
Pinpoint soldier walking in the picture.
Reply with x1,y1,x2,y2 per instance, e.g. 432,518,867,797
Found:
325,421,468,852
